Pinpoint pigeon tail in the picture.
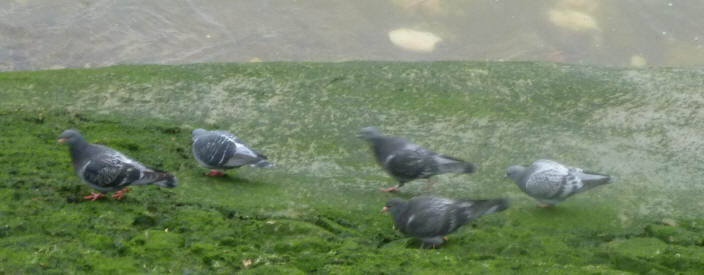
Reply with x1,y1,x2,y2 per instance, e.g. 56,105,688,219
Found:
251,160,273,168
461,198,509,220
143,169,178,188
435,155,477,175
575,170,613,191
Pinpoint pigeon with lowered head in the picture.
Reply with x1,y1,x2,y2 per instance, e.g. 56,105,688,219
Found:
360,127,477,192
192,128,272,176
383,195,509,248
58,129,177,201
506,159,613,207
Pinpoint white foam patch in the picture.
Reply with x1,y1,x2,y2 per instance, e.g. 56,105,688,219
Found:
548,9,599,32
388,28,441,52
630,55,647,68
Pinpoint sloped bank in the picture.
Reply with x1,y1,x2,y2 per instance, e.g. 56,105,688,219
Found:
1,62,703,273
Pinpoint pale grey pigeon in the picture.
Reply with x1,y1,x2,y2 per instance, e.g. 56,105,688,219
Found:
383,195,509,248
191,128,272,176
360,127,477,192
506,159,613,207
58,129,177,201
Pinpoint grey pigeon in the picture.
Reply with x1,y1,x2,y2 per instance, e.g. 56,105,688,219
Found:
506,159,613,207
383,195,509,248
58,129,177,201
191,128,272,176
360,127,477,192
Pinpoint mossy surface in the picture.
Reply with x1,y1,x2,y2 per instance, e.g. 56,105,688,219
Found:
1,62,703,274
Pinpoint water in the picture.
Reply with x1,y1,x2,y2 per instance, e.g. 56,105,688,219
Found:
2,0,704,71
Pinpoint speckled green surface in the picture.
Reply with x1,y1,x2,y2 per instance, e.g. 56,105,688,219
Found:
1,62,703,274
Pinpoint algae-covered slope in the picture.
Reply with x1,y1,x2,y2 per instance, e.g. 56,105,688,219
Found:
1,62,703,273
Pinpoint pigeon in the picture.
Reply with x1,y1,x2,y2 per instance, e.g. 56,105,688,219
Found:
506,159,613,207
359,127,477,192
382,195,509,248
57,129,177,201
191,128,272,176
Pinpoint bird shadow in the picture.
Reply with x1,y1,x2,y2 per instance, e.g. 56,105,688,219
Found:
199,172,263,186
525,204,572,217
201,174,254,184
405,238,444,249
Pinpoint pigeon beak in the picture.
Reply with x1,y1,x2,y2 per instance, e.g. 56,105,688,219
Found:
57,138,67,144
381,206,388,214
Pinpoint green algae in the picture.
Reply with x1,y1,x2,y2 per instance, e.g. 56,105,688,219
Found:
1,62,704,274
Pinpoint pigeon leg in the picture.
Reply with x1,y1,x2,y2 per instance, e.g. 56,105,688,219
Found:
423,179,435,192
538,203,554,208
430,237,448,249
206,170,226,177
83,192,105,201
111,188,130,200
380,184,400,192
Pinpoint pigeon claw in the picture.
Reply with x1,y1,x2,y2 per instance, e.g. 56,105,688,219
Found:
83,192,105,201
111,188,130,200
423,179,435,192
206,170,226,177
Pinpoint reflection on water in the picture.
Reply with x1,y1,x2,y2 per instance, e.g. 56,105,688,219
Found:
1,0,703,71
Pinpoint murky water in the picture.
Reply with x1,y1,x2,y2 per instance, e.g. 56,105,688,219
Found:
2,0,703,71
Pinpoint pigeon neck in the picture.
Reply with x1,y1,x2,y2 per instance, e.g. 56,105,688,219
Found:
507,166,526,181
389,201,409,224
68,137,91,165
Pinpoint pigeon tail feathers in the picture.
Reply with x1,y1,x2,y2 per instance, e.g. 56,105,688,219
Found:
143,169,178,188
251,160,274,168
575,170,613,191
435,155,477,174
462,198,509,220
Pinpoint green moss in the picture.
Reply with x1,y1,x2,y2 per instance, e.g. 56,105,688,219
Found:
605,237,671,273
1,62,703,273
240,264,306,275
645,223,704,246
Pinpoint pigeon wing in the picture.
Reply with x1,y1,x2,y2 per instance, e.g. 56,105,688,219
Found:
523,160,569,199
401,197,457,238
384,147,437,182
79,152,143,192
193,134,237,167
224,142,264,167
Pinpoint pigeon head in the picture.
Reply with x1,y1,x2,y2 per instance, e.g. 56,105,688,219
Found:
506,165,526,182
382,198,408,217
359,127,383,141
57,129,85,146
192,128,207,141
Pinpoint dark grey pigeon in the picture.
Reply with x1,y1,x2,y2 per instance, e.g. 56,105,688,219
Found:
58,129,177,201
383,195,509,248
506,159,613,207
360,127,477,192
192,128,272,176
